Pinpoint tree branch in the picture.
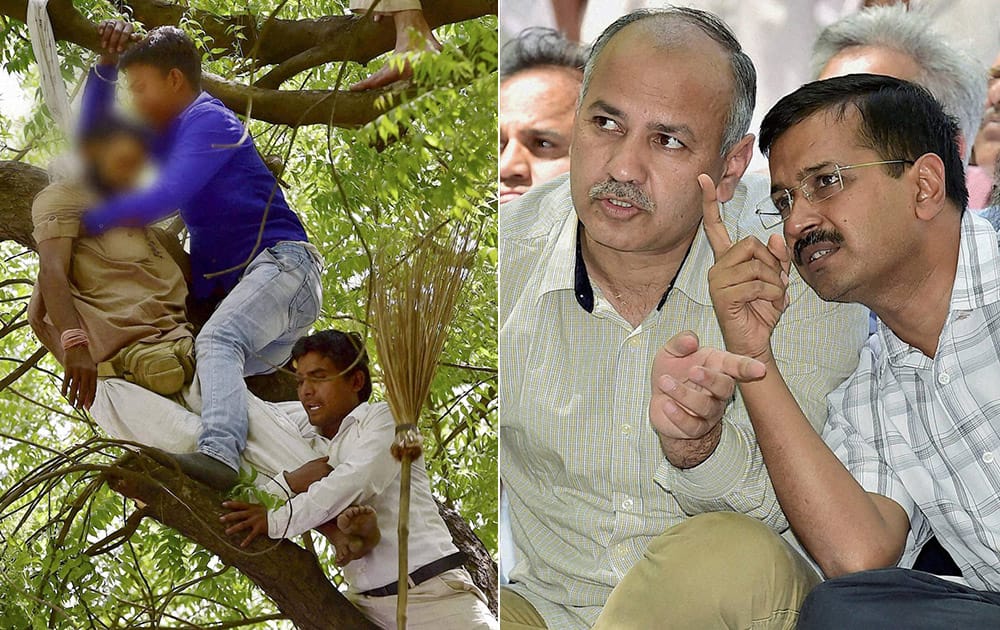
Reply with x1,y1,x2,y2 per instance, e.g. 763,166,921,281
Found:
107,452,379,630
203,72,417,128
125,0,496,70
0,0,496,127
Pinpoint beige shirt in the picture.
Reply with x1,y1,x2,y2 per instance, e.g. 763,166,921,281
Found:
499,174,869,628
29,180,192,364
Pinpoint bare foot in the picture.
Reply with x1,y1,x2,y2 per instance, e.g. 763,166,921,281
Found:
350,10,442,91
316,505,380,565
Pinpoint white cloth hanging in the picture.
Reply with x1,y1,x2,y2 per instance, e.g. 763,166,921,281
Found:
26,0,72,134
25,0,80,181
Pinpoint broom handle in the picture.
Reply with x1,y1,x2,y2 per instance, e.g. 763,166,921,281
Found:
397,453,413,629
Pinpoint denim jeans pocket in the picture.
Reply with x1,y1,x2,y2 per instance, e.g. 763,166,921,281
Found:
287,262,322,332
267,242,312,273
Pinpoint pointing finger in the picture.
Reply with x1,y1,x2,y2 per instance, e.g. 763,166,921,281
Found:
699,173,733,257
716,350,767,382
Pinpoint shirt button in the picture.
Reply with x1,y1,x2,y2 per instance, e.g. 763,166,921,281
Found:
984,452,995,464
938,372,951,385
621,498,634,510
621,424,632,435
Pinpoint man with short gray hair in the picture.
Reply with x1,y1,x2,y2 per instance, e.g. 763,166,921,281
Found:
812,4,989,206
500,7,868,629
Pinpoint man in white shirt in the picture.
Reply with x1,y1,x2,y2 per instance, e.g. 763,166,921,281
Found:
221,330,497,629
657,74,1000,628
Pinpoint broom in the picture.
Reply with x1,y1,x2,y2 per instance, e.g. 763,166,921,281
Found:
371,224,474,629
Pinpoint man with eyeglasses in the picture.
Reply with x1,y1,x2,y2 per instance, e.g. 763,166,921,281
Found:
656,73,1000,628
500,7,869,629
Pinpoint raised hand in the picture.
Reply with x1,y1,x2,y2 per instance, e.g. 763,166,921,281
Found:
97,19,140,65
700,173,790,362
650,330,766,467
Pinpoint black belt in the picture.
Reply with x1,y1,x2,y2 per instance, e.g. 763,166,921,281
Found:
361,551,467,597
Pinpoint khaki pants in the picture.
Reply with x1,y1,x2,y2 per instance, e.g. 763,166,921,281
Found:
500,588,548,630
347,568,498,629
502,512,820,630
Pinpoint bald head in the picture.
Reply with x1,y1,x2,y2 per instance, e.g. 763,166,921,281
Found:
581,7,755,154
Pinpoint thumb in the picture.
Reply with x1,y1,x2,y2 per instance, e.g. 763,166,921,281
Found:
662,330,700,358
767,233,791,277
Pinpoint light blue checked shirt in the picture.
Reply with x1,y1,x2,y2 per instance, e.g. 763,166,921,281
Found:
824,211,1000,591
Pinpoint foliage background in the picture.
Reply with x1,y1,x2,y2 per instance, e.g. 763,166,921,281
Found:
0,1,497,627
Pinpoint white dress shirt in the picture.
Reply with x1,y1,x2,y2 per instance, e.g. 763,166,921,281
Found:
266,401,458,593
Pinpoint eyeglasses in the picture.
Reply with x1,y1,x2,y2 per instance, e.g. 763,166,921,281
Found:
755,160,914,229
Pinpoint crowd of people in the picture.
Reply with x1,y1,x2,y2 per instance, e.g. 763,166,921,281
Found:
499,3,1000,629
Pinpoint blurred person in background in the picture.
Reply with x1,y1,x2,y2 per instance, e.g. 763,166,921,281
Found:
500,28,588,204
812,4,990,209
970,51,1000,208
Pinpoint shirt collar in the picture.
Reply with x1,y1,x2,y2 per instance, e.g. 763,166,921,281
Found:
572,224,698,312
536,193,719,312
327,401,370,439
879,211,1000,364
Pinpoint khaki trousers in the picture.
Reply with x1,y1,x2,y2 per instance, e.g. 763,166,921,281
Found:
502,512,820,630
500,588,548,630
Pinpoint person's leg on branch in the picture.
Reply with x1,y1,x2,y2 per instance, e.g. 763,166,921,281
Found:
177,242,322,490
798,567,1000,630
592,512,820,629
91,377,322,490
349,2,442,91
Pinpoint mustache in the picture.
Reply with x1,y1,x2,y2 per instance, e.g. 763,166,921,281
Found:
794,229,844,266
589,179,656,212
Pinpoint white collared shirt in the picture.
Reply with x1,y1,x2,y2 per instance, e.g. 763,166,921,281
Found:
266,401,457,592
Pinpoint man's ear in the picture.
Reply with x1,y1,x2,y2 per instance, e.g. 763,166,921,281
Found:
716,134,755,203
912,152,948,221
167,68,187,93
350,369,366,394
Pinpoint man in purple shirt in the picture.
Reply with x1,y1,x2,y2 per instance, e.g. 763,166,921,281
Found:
82,23,322,490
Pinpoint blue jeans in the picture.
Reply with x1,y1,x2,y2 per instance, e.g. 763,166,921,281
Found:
195,241,322,471
799,568,1000,629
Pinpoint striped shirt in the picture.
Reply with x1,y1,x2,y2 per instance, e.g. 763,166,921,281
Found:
500,174,869,628
823,211,1000,592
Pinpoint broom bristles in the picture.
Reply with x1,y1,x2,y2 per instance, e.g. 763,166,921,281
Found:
370,224,475,630
372,226,474,429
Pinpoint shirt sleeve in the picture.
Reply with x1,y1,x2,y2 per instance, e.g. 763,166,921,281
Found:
32,185,83,244
78,64,117,140
822,364,929,567
82,106,243,234
653,272,869,532
266,406,400,539
259,405,318,498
